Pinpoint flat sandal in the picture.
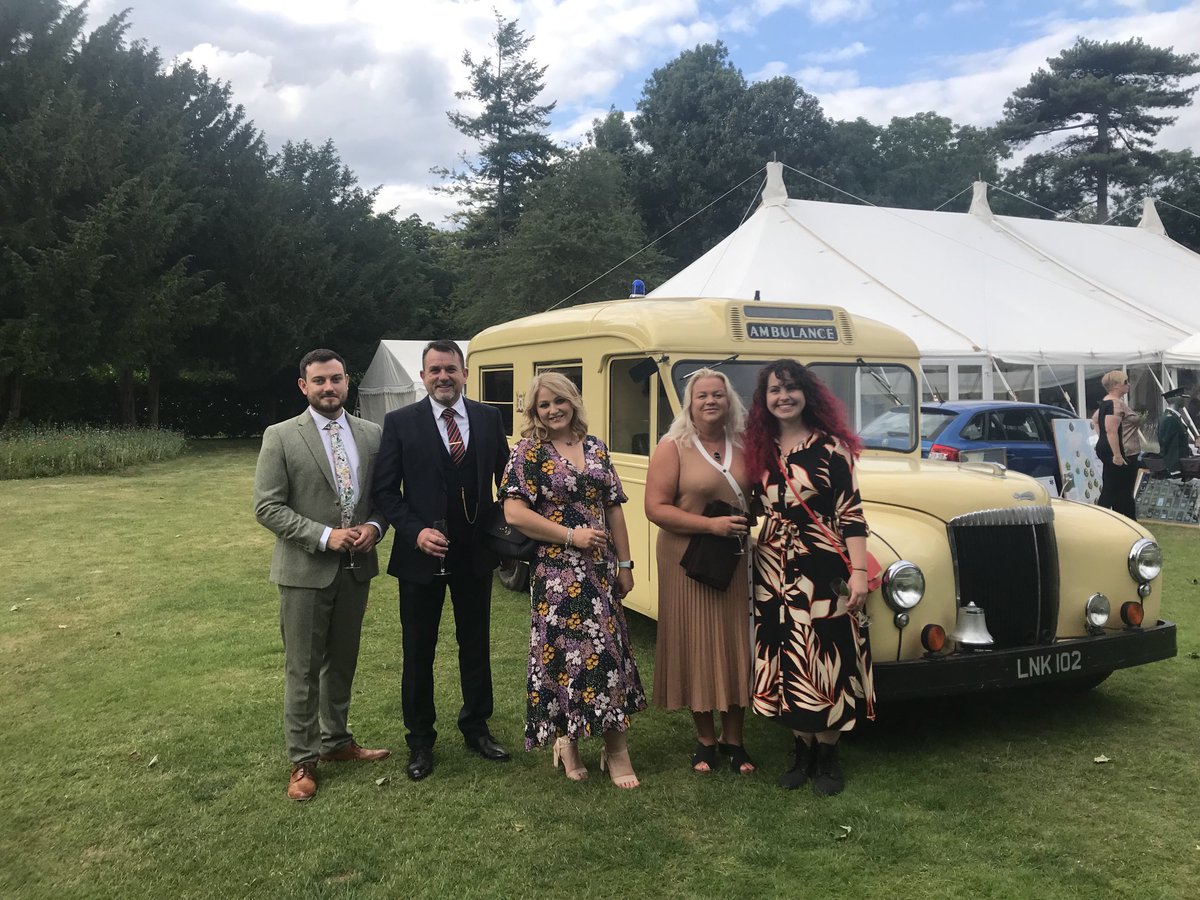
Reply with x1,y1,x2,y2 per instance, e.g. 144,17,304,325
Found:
718,741,757,775
690,741,718,773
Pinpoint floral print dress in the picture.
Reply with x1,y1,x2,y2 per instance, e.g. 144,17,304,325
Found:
500,435,647,750
752,431,875,733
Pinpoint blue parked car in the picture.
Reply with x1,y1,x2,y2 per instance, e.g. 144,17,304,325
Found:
861,400,1080,485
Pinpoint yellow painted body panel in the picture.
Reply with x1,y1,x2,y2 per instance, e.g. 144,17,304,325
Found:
470,295,1171,684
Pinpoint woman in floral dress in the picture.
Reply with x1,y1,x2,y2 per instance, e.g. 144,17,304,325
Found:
743,359,875,796
501,372,646,788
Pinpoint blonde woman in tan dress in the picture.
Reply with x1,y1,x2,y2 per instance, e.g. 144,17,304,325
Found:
645,369,755,774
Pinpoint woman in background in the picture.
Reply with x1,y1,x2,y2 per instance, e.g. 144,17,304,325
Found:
645,369,755,775
1095,370,1141,518
501,373,646,788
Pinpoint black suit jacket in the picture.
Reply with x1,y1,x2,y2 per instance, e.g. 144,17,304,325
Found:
373,396,510,584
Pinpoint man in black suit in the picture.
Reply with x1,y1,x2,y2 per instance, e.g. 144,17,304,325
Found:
373,339,511,781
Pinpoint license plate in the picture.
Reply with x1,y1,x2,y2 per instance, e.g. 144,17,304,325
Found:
1015,647,1084,681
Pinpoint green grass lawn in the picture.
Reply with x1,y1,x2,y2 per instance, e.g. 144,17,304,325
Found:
2,441,1198,899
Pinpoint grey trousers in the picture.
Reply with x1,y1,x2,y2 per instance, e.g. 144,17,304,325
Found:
279,569,370,763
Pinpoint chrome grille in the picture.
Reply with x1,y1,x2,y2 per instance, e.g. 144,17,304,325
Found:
948,509,1059,647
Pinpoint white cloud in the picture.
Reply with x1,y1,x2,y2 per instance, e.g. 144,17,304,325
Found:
753,0,874,23
79,0,1200,224
816,2,1200,154
948,0,985,15
752,61,861,91
803,41,869,63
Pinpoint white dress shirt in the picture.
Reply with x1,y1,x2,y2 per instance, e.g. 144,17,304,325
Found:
308,407,380,550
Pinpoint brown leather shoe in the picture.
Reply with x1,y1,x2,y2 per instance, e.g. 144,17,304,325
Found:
319,741,391,763
287,762,317,801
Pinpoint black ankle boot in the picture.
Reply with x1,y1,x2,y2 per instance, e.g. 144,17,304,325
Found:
812,741,844,796
777,737,814,790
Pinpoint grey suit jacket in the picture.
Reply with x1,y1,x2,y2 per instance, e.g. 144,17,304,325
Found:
254,410,386,588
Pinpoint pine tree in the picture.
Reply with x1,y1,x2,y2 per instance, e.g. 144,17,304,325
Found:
999,37,1200,221
436,14,559,244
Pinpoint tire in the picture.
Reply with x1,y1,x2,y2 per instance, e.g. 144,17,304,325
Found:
497,559,530,592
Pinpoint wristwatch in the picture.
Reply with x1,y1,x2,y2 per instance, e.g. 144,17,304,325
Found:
617,560,634,570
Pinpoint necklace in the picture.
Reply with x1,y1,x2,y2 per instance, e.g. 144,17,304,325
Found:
553,435,577,446
698,432,725,462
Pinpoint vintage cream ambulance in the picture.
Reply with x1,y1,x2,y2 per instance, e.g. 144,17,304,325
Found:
469,297,1176,699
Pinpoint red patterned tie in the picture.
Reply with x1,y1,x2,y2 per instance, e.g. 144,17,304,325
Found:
442,407,466,465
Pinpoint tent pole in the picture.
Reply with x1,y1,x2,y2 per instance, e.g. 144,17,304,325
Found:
1043,362,1077,414
991,357,1017,401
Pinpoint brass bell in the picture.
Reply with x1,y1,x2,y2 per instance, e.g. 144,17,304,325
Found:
949,601,995,649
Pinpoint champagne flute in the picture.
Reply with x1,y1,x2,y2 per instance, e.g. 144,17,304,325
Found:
343,518,361,570
733,506,747,556
433,518,449,576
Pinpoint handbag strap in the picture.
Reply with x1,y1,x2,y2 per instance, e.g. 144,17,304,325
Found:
775,452,853,573
690,435,748,512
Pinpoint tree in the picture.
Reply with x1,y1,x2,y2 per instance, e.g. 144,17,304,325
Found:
631,43,834,265
436,14,559,244
1150,149,1200,253
828,113,1007,210
0,0,103,420
453,149,671,333
999,37,1200,221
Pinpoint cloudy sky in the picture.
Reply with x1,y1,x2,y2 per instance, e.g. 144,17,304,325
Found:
84,0,1200,224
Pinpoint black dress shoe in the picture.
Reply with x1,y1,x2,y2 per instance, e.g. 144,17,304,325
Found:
406,747,434,781
464,733,511,762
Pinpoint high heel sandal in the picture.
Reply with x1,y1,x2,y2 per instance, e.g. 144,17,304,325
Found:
552,736,588,782
599,747,640,789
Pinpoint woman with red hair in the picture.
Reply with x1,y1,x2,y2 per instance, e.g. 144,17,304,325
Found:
743,359,875,796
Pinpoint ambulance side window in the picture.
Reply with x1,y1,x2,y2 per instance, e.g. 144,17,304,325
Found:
480,367,514,435
535,362,583,393
609,358,651,455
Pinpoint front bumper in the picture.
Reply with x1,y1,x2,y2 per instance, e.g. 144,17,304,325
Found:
875,619,1177,702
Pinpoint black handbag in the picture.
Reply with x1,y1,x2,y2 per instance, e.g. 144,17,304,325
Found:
481,503,537,561
679,500,742,590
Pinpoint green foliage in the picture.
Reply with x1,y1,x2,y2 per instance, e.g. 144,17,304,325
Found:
1156,149,1200,252
1,445,1198,898
437,13,559,243
999,37,1200,220
454,149,672,333
1,0,454,430
630,43,842,265
0,423,186,478
829,113,1008,211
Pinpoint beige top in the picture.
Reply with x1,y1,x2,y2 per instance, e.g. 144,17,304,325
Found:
673,437,750,515
1104,397,1142,456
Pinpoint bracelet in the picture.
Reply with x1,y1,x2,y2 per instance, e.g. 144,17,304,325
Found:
565,527,574,548
852,567,867,572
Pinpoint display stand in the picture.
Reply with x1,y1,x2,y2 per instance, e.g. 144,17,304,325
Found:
1134,473,1200,526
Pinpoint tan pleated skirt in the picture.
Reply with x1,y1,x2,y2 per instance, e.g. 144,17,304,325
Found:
652,529,752,712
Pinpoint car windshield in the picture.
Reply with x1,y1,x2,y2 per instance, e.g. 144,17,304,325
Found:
671,360,919,453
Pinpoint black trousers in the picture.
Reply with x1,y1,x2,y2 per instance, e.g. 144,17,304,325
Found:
397,565,495,750
1098,457,1139,519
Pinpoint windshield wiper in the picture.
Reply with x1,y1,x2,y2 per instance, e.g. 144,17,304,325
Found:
856,357,904,406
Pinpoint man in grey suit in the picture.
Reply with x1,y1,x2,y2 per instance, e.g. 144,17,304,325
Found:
254,348,390,801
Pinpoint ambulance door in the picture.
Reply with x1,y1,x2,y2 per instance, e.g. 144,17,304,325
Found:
606,357,675,620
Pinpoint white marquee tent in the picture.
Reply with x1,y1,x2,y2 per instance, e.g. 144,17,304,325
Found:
356,339,469,425
648,162,1200,411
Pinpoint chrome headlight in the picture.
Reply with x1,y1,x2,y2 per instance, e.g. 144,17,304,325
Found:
1086,593,1110,629
882,561,925,611
1127,539,1163,583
